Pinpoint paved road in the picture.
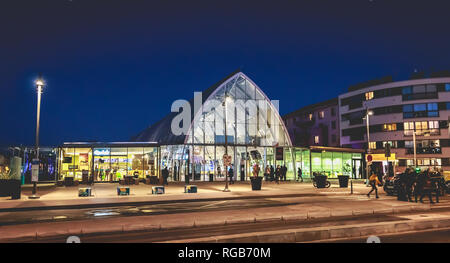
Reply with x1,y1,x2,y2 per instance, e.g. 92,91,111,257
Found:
325,228,450,243
0,197,301,226
34,213,409,243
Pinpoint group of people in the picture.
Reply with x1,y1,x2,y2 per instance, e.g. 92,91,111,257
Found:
393,168,444,204
367,167,445,204
263,165,288,183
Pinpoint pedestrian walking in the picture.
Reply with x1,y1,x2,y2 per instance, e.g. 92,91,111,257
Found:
418,170,435,204
297,167,303,182
367,170,380,198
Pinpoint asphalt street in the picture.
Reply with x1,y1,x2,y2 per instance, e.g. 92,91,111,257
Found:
34,212,409,243
0,197,301,226
323,228,450,243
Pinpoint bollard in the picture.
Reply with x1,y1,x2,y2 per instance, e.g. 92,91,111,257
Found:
350,180,353,194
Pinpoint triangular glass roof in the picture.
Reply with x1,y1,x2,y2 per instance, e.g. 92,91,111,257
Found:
132,71,292,147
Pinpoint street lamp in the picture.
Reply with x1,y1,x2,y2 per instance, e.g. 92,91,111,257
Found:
29,76,44,199
363,109,373,186
223,92,232,192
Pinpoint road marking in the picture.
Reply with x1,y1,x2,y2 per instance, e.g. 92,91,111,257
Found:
198,200,228,209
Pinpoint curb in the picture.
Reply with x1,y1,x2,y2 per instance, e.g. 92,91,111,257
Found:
163,216,450,243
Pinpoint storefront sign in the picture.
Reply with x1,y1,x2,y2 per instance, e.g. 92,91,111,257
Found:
94,149,110,156
31,158,39,182
276,147,284,160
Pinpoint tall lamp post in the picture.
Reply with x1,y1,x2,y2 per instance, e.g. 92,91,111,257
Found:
29,77,44,199
223,92,231,192
363,109,373,186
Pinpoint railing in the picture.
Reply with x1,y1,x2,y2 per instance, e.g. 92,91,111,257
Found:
406,147,442,154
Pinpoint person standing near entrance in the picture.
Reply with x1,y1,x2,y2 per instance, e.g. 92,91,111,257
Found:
282,165,287,181
264,166,270,181
240,165,245,181
228,165,234,184
162,167,169,185
367,169,381,198
297,167,303,182
270,165,275,181
275,165,281,184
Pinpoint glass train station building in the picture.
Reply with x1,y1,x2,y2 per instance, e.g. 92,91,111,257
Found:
57,71,363,183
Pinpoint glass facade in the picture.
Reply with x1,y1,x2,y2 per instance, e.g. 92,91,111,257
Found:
310,150,363,179
58,144,159,182
57,73,364,183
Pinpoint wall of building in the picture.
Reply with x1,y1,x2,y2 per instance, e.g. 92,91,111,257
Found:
283,99,340,147
339,77,450,172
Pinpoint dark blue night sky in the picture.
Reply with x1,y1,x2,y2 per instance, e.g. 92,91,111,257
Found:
1,0,450,147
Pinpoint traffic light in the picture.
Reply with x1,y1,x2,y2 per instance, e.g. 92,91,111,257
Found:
384,143,391,157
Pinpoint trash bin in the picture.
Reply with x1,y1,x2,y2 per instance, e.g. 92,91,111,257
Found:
338,175,349,188
250,177,262,190
117,186,130,195
209,173,214,182
315,175,328,188
10,180,21,200
184,185,197,193
152,186,165,195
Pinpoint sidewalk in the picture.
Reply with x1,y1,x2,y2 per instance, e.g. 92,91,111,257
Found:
0,181,448,242
0,181,370,211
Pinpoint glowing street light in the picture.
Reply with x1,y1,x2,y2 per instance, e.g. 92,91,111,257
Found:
29,76,44,199
363,109,373,186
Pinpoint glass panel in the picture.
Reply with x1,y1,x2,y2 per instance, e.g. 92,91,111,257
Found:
302,149,310,178
321,151,333,177
93,148,111,181
311,152,322,175
143,147,157,178
110,147,127,181
127,147,144,179
332,152,343,177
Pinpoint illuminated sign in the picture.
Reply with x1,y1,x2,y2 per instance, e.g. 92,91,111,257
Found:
94,149,110,156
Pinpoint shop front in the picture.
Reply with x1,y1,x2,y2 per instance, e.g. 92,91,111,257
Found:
58,143,159,183
309,146,364,179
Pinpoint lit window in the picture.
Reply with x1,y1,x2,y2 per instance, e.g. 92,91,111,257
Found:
309,113,313,120
319,111,324,119
368,142,376,150
365,92,374,100
446,84,450,91
314,136,319,144
382,123,397,131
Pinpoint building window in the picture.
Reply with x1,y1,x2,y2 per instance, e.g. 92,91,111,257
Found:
331,107,336,116
331,121,336,129
319,111,324,119
365,91,374,100
382,141,397,148
368,142,376,150
314,136,319,144
446,84,450,91
404,121,440,136
382,123,397,131
309,113,313,121
403,103,438,118
402,85,438,100
405,140,441,154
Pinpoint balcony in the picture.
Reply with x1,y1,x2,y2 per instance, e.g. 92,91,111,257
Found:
406,147,442,155
403,129,440,136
